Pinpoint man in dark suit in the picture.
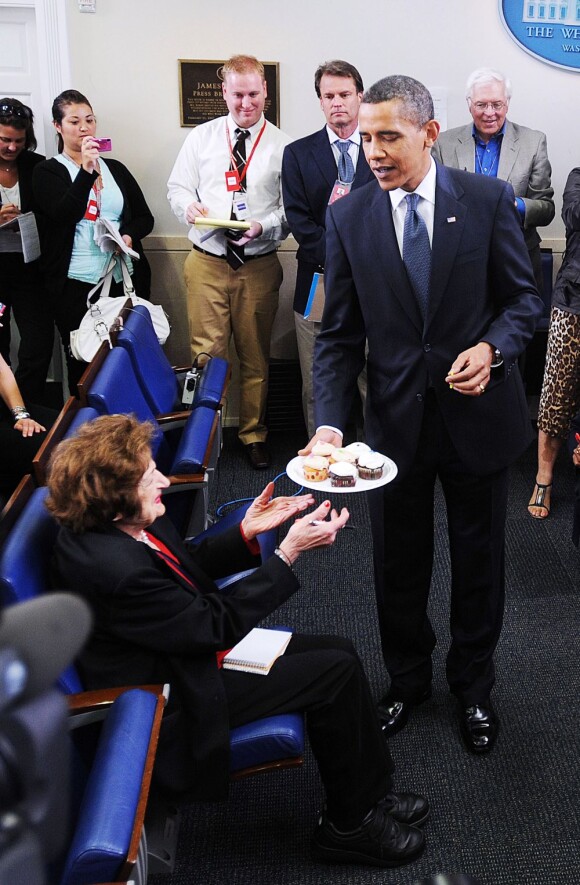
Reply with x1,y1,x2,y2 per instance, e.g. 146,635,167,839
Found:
303,75,543,753
282,60,375,435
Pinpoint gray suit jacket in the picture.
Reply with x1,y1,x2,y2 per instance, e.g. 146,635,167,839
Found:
431,119,554,251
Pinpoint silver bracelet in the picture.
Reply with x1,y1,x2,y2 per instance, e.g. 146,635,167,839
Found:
11,406,30,422
274,547,293,569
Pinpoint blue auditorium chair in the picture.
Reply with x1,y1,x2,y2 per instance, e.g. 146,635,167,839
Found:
114,304,230,415
32,397,100,487
84,346,219,536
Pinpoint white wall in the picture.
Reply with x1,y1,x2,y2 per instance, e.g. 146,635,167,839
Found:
60,0,578,242
34,0,574,382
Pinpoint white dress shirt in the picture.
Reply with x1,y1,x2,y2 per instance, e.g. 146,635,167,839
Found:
389,157,437,255
167,113,291,256
325,126,361,174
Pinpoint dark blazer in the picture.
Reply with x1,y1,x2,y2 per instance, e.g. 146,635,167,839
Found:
52,515,299,800
32,156,154,299
314,163,544,478
15,149,45,212
282,127,376,313
431,120,554,253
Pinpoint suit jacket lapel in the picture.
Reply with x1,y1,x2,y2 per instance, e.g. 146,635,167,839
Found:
429,166,467,325
497,120,519,182
365,186,423,332
311,127,340,190
454,125,475,172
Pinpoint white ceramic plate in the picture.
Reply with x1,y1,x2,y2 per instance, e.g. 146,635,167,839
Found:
285,454,398,493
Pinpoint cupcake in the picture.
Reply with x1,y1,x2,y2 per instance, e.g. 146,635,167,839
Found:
329,447,357,465
329,461,357,488
344,441,371,463
312,440,337,459
302,455,329,482
357,452,385,480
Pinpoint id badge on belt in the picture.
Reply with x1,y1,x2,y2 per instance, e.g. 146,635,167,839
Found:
328,180,352,205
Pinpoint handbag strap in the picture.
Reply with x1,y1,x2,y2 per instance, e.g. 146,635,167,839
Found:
86,256,117,305
119,254,136,298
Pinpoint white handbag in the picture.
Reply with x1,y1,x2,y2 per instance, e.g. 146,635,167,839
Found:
70,256,170,362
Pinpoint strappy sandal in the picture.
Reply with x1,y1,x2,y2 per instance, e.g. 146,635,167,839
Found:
527,482,552,519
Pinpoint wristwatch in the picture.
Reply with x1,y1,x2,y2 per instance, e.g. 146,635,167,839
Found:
490,348,504,368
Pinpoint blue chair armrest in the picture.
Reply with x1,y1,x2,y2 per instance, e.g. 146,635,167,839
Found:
229,713,305,773
61,689,158,885
193,357,229,410
170,406,217,474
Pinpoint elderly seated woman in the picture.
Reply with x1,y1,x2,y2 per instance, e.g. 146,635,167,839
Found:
46,415,429,869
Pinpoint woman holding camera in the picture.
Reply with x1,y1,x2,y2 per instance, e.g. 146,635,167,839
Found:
0,98,54,404
32,90,154,392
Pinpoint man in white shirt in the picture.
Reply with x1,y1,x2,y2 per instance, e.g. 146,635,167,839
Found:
168,55,291,469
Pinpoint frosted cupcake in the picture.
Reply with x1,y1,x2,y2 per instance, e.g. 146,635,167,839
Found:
312,440,337,459
329,461,357,488
357,452,385,480
329,447,357,465
302,455,329,482
344,441,371,463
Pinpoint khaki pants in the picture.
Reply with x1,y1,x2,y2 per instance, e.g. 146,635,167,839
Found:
184,248,281,444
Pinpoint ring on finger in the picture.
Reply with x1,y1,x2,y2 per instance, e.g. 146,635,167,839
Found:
479,383,486,394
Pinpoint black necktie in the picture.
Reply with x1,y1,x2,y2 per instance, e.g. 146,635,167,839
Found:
226,128,250,271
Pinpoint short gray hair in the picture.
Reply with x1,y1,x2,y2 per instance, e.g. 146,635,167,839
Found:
362,75,434,128
465,68,512,101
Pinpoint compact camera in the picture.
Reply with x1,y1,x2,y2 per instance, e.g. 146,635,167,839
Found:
95,137,112,152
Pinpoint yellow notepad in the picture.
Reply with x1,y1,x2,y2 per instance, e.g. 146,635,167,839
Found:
222,628,292,675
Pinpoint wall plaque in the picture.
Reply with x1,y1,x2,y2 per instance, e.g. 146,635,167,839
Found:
179,60,280,127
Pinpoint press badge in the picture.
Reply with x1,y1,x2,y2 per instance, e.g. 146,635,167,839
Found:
84,196,99,220
225,170,240,192
232,193,251,221
328,180,352,205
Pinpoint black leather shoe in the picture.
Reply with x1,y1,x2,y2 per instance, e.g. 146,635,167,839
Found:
311,804,425,867
244,442,271,469
459,702,498,754
379,791,430,827
377,688,431,738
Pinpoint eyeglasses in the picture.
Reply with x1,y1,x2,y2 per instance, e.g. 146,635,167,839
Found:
470,101,506,112
0,102,31,119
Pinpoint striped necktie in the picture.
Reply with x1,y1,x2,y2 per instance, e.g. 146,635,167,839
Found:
226,128,250,271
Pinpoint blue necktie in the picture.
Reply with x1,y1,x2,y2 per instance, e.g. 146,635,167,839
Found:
335,140,355,184
402,192,431,319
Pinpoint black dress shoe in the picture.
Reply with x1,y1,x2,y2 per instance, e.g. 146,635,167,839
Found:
459,702,499,754
244,442,271,469
377,688,431,737
311,804,425,867
379,791,430,827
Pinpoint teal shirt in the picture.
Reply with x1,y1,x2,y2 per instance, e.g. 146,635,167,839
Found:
55,154,134,283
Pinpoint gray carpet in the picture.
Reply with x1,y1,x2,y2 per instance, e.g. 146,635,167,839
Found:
151,426,580,885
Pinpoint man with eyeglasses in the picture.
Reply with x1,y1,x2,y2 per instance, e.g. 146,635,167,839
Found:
432,67,554,297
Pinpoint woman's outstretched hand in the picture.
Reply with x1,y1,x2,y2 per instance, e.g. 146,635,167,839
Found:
241,482,315,540
278,499,350,564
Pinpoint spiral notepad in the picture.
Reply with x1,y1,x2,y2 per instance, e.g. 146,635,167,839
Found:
222,628,292,675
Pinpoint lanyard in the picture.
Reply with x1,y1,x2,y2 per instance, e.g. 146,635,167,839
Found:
226,119,267,186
